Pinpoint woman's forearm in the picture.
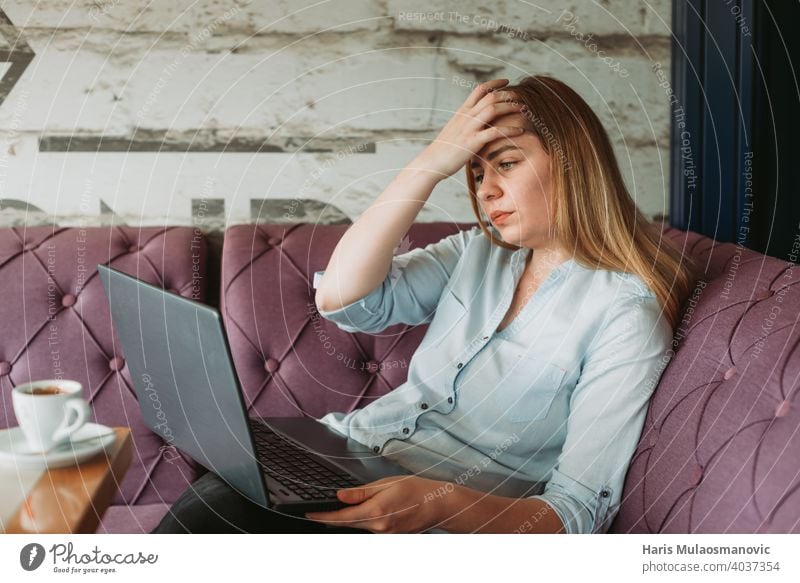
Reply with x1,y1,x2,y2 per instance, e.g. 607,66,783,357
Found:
315,159,442,313
437,483,566,534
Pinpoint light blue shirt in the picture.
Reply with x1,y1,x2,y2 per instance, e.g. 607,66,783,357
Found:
314,226,673,533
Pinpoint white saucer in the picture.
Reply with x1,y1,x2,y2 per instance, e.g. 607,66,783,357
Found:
0,423,117,469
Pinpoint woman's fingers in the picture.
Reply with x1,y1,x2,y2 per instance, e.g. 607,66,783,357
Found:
474,89,519,111
474,100,527,126
469,125,526,169
462,78,509,109
480,125,526,139
451,100,522,128
306,498,387,529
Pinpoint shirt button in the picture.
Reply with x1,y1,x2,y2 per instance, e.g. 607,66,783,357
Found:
402,428,409,434
482,336,489,340
457,363,463,369
420,403,428,410
601,489,609,498
373,446,380,453
447,397,453,404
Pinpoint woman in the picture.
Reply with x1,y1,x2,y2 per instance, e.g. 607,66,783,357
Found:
153,75,696,535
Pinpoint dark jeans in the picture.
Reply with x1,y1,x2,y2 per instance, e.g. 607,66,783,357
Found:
151,471,372,534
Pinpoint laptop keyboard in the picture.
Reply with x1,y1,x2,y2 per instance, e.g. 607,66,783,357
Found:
249,419,361,501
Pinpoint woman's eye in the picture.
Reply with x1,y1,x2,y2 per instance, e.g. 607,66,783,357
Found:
474,162,515,185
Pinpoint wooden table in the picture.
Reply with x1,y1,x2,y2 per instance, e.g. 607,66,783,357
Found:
2,427,132,534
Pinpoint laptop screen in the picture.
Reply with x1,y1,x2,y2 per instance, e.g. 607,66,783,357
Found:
97,264,269,507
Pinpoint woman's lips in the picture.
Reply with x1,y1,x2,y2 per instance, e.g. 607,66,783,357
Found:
492,211,513,225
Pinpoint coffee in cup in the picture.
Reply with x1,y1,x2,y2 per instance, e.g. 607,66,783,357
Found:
12,380,91,453
30,386,67,396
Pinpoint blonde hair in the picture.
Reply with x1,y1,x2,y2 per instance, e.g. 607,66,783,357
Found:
466,75,698,330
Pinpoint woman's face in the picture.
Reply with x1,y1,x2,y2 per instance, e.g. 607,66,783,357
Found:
470,110,556,250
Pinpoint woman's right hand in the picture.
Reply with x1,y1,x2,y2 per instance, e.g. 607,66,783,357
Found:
414,78,527,180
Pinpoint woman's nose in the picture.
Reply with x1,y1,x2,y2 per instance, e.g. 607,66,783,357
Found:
477,176,502,201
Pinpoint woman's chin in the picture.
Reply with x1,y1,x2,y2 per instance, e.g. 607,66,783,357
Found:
493,224,525,245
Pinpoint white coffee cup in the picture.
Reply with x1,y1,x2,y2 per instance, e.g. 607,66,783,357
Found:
12,380,91,453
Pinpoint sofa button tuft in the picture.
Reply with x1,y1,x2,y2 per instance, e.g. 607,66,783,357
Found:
689,464,703,486
0,361,11,376
61,294,76,307
775,400,791,418
128,245,140,253
365,360,380,374
723,366,736,380
756,290,773,301
109,356,125,371
264,358,279,373
268,236,282,246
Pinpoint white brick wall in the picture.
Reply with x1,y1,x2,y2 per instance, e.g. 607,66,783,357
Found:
0,0,673,227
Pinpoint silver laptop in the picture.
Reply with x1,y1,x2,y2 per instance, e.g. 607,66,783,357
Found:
97,263,410,515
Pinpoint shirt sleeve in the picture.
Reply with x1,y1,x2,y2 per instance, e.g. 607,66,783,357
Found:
316,409,359,439
313,226,480,334
527,291,674,534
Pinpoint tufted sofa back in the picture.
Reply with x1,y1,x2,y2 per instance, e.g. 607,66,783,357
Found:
611,227,800,533
0,226,209,529
222,222,800,534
